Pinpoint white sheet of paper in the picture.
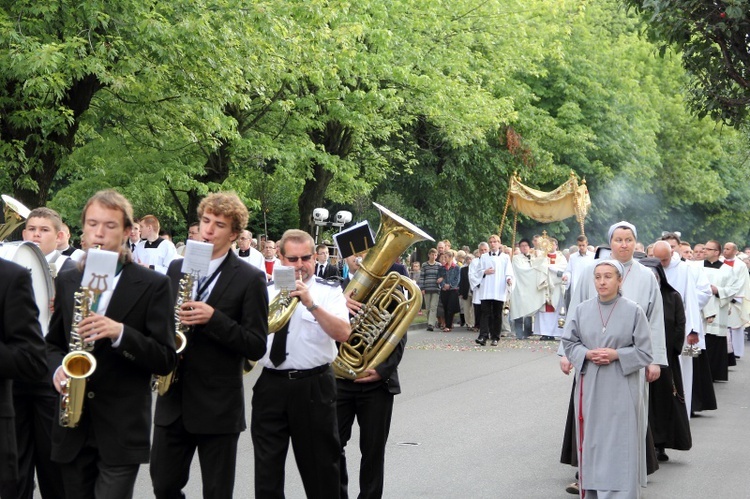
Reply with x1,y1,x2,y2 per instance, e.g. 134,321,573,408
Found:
273,265,297,291
181,240,213,276
81,248,119,293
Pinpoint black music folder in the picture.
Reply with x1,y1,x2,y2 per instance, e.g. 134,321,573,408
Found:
334,221,375,259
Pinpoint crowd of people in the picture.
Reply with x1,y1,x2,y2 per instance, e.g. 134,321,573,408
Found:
411,223,748,498
2,191,749,499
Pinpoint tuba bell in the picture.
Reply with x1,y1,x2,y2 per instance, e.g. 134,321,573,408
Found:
0,194,31,241
333,203,433,380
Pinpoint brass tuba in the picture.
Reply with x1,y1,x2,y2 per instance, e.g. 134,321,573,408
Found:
152,273,191,395
333,203,433,380
59,288,98,428
0,194,31,241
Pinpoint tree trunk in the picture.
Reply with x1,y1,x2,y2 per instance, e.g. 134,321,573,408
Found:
297,120,354,230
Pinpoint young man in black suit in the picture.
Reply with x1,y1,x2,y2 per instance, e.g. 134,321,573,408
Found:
47,189,177,499
315,244,341,280
0,259,47,499
150,192,268,499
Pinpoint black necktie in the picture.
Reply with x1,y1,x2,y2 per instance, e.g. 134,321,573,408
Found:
130,243,136,252
269,322,289,367
317,264,324,277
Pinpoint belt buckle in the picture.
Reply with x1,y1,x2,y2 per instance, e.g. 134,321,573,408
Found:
287,370,302,380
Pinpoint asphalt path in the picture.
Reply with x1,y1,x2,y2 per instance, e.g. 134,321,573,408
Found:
115,327,749,498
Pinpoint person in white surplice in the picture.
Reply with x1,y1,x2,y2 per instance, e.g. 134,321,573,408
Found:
563,260,653,499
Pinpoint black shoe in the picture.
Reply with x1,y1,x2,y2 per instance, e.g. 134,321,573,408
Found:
475,338,486,346
490,340,498,346
565,482,579,495
656,447,669,462
426,326,434,331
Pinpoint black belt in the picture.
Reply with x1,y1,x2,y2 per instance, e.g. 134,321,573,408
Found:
264,364,330,380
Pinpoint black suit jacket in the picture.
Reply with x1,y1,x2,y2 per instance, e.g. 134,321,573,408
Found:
154,250,268,434
0,259,47,416
316,261,341,280
0,260,47,480
46,263,176,465
458,265,471,299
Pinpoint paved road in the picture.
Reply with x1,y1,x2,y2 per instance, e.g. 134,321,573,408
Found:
124,327,748,498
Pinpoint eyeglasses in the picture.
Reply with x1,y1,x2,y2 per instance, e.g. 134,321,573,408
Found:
239,237,250,240
705,247,720,252
284,254,313,263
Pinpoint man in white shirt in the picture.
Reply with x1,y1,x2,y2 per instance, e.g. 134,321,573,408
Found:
235,229,265,271
472,234,514,346
57,222,85,263
252,229,350,498
133,214,177,274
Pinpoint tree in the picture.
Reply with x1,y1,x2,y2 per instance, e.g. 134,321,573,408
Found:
623,0,750,125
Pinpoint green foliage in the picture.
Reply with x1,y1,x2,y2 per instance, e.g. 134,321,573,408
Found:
1,0,748,250
624,0,750,125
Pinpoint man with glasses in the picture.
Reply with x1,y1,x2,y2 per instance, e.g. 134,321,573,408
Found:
251,229,351,498
314,244,340,280
235,229,265,271
262,240,279,281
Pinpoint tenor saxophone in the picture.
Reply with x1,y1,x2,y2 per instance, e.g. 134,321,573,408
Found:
59,287,98,428
152,273,191,395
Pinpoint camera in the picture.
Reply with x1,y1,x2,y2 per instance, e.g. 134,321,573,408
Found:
313,208,329,222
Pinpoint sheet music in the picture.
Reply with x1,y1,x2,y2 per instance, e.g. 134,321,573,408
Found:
81,248,118,292
273,265,297,291
181,240,213,276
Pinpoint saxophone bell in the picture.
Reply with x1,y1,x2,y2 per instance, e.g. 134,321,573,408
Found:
153,273,193,396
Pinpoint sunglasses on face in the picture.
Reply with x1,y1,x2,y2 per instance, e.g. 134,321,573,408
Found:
285,254,313,263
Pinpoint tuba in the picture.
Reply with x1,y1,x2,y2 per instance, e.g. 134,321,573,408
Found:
333,203,433,380
59,288,98,428
0,194,30,241
152,273,191,395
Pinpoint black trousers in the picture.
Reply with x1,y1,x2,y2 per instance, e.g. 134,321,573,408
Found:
58,443,139,499
513,316,532,339
473,303,482,329
479,300,504,341
337,381,394,499
150,417,239,499
0,418,18,499
12,382,64,499
251,367,340,499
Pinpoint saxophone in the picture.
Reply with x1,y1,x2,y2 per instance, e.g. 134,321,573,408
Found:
152,273,191,395
59,287,98,428
333,203,433,380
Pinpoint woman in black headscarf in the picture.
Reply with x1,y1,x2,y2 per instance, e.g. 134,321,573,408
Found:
640,258,692,461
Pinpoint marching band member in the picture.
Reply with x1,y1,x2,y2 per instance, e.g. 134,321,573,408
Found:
0,259,47,499
251,229,350,498
47,190,176,499
150,192,268,499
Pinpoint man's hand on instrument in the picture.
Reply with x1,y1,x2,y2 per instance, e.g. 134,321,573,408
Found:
354,368,382,383
345,291,363,316
80,313,123,342
179,301,215,325
52,366,67,393
290,278,313,309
